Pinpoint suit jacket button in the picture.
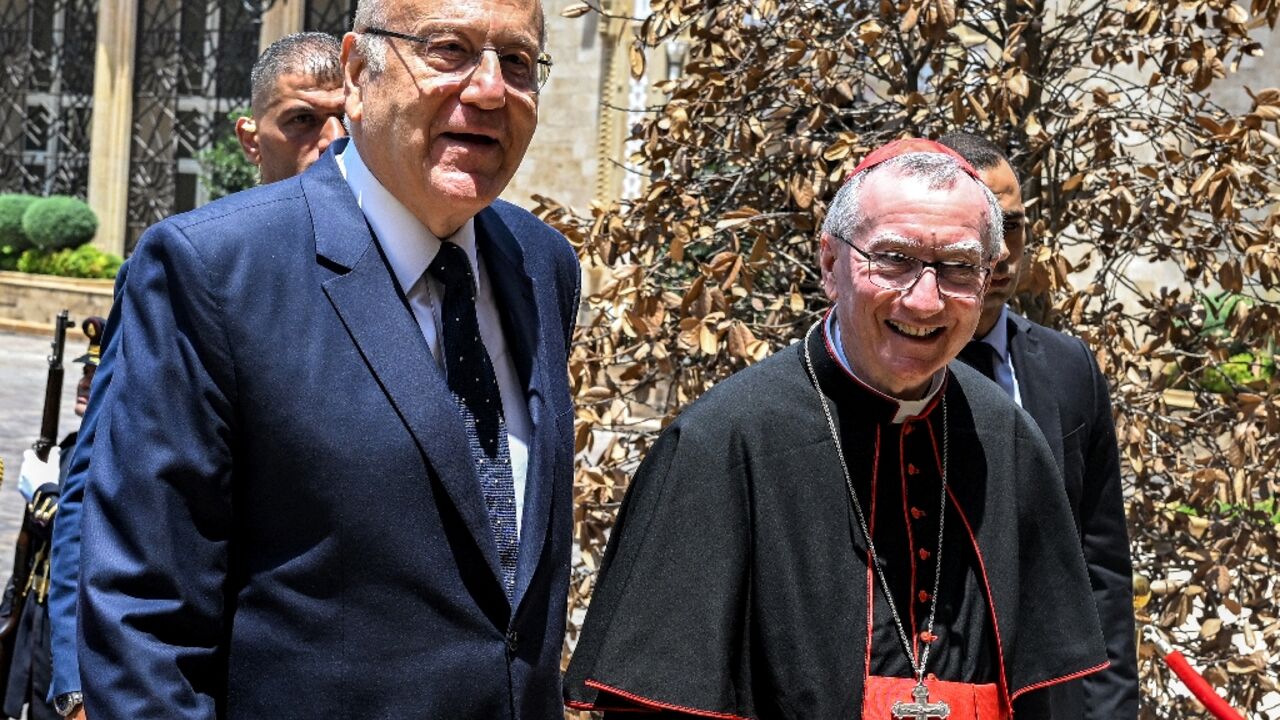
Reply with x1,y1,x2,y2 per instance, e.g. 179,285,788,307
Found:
506,630,519,653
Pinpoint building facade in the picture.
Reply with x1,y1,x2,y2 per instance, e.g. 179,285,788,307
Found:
0,0,639,255
0,0,97,201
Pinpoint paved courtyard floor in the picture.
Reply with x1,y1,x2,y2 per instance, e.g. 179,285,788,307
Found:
0,331,83,574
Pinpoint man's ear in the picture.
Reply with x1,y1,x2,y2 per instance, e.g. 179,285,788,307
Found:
234,116,261,166
341,32,366,124
819,232,841,302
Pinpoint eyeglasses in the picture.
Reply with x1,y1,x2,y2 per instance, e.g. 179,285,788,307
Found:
835,235,991,299
362,27,552,94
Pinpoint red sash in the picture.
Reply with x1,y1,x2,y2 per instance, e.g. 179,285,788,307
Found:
862,675,1006,719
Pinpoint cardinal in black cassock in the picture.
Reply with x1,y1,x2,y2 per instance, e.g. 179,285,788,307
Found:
564,141,1108,720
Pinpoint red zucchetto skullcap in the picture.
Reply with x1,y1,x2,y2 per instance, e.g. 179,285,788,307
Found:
846,137,980,182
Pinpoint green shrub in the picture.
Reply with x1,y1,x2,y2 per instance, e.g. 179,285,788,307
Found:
1176,499,1280,526
16,243,122,279
16,249,49,275
22,196,98,251
0,194,37,250
1201,351,1275,393
197,109,258,200
1200,291,1252,336
0,244,19,271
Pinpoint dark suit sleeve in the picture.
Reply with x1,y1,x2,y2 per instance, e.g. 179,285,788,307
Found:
558,239,580,357
78,223,237,720
1074,340,1138,720
47,261,129,701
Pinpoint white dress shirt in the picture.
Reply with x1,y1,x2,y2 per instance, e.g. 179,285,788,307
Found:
337,140,532,536
974,305,1023,407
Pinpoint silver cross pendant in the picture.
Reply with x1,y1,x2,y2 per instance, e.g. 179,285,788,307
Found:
891,682,951,720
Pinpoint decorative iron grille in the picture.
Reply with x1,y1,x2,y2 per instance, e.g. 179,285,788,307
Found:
127,0,259,251
305,0,355,37
0,0,98,199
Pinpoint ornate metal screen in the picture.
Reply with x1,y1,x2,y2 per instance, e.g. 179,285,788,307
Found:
305,0,356,37
0,0,97,199
127,0,259,251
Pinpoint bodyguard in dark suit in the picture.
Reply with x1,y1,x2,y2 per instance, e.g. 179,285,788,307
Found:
939,132,1138,719
77,0,580,717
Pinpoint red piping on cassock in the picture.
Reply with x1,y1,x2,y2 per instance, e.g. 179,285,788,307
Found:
578,679,753,719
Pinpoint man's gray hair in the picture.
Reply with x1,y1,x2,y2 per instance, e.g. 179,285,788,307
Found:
352,0,548,77
250,32,343,115
822,152,1004,260
353,0,391,75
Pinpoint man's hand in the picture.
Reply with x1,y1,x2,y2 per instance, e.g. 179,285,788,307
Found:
69,706,87,720
19,448,60,501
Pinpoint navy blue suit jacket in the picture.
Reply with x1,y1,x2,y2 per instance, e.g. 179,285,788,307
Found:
77,142,581,719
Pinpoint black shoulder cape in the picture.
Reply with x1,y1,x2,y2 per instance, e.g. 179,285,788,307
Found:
565,325,1106,718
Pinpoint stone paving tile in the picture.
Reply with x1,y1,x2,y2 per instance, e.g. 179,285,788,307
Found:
0,331,84,574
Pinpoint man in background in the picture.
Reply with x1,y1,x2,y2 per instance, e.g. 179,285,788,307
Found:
938,131,1138,719
45,32,349,720
5,317,103,720
234,31,346,184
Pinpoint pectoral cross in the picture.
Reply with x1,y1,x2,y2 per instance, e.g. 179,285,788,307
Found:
891,682,950,719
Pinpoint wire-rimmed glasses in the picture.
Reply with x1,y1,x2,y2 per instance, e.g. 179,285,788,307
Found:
834,235,992,299
363,27,552,95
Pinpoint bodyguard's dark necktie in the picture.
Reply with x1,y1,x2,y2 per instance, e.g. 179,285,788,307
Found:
958,340,999,385
428,242,518,598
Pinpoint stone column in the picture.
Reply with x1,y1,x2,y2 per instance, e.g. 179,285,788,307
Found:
259,0,307,51
592,16,624,205
588,0,637,206
85,0,138,256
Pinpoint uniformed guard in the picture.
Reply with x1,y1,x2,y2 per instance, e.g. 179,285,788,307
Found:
0,316,104,720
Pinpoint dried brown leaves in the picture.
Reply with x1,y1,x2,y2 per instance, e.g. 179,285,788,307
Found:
547,0,1280,715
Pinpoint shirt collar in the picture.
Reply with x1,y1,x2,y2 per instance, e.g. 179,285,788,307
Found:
825,311,945,424
975,305,1010,362
336,139,479,295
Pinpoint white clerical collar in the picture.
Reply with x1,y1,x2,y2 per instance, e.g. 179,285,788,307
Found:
826,312,945,424
975,304,1011,362
336,139,479,295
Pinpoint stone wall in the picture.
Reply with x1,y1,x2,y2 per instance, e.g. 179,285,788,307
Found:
502,2,617,214
0,272,114,339
1209,25,1280,116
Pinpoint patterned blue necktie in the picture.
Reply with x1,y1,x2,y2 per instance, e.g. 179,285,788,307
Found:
428,242,518,598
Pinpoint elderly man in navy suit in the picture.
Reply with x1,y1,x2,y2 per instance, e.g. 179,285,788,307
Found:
938,132,1138,719
76,0,580,717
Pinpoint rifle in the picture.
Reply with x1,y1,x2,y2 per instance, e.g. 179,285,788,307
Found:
33,309,74,462
0,311,73,692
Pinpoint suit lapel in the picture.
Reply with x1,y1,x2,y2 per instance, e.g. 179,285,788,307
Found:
475,208,555,609
1008,314,1064,473
306,150,505,588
